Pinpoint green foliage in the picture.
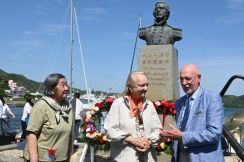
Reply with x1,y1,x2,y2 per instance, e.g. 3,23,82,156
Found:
223,95,244,108
0,69,41,93
0,88,5,96
164,145,173,155
1,69,120,96
80,99,112,152
156,141,173,155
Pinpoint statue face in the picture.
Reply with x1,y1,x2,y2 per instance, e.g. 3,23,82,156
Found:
153,3,169,20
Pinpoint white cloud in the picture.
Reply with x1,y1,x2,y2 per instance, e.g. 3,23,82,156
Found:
225,0,244,10
79,7,107,21
216,16,244,26
83,7,107,15
32,0,67,15
216,0,244,25
54,0,66,5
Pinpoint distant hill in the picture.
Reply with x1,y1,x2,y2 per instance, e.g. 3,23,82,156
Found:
0,69,41,93
0,69,116,96
223,95,244,108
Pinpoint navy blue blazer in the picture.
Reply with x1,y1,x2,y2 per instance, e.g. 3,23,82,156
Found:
172,87,224,162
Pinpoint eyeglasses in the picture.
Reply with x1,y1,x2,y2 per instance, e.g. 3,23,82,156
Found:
179,74,197,83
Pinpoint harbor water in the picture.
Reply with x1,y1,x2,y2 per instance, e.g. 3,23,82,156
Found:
1,107,244,137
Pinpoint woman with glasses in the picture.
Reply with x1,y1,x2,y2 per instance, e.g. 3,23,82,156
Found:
105,71,162,162
23,73,73,162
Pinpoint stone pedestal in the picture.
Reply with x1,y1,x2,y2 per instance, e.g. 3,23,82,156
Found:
139,45,180,101
157,114,175,162
158,114,176,129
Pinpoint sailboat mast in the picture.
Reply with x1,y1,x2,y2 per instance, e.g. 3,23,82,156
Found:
70,0,74,96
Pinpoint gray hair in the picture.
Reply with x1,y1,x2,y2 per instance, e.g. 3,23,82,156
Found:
122,71,147,96
43,73,66,96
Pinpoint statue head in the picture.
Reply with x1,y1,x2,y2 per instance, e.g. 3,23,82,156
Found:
153,1,170,23
139,1,182,45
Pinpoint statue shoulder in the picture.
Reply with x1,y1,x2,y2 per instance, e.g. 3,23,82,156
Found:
139,25,155,39
165,24,180,30
166,24,182,40
139,25,155,31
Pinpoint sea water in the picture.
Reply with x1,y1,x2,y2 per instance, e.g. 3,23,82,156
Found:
7,107,23,133
1,107,244,135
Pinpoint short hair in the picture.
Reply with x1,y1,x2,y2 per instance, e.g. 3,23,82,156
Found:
0,96,5,105
181,64,201,76
25,94,34,106
122,71,147,96
43,73,66,96
74,92,80,98
153,1,170,21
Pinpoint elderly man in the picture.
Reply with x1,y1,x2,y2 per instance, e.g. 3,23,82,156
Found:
139,1,182,45
161,64,224,162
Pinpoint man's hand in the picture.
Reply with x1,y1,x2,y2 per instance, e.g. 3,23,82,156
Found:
161,124,182,140
159,128,171,142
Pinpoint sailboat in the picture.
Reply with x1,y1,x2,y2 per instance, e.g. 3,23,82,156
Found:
68,0,89,97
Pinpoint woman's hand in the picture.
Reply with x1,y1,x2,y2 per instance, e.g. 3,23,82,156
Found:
125,136,151,152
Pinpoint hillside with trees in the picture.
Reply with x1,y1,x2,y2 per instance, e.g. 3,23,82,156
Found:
223,95,244,108
0,69,41,95
0,69,117,97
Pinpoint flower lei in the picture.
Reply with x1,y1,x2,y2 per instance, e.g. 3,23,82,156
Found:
47,148,56,161
48,148,56,155
80,97,114,151
153,100,176,126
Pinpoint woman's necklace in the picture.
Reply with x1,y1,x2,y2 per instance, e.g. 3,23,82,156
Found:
128,96,145,162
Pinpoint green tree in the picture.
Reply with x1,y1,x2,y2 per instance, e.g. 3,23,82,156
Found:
0,79,6,96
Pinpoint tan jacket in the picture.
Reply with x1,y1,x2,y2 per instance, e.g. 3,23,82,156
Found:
24,99,73,161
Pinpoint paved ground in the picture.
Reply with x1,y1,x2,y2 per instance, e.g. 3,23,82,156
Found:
0,143,241,162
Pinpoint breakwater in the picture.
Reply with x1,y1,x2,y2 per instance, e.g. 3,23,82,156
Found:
5,101,25,107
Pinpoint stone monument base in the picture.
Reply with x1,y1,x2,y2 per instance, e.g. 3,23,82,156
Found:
157,114,176,162
139,45,180,101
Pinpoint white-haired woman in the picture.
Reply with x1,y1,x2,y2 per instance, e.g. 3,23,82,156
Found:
105,71,162,162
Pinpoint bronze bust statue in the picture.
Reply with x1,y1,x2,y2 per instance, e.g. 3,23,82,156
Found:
139,1,182,45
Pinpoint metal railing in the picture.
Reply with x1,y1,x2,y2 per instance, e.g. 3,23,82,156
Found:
220,75,244,161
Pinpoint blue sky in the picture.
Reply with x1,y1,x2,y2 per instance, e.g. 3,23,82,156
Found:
1,0,244,96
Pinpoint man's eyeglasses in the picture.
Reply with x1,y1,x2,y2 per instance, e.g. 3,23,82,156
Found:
179,74,197,83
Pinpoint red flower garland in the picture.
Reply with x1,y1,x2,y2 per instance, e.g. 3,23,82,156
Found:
95,97,115,112
153,100,175,127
